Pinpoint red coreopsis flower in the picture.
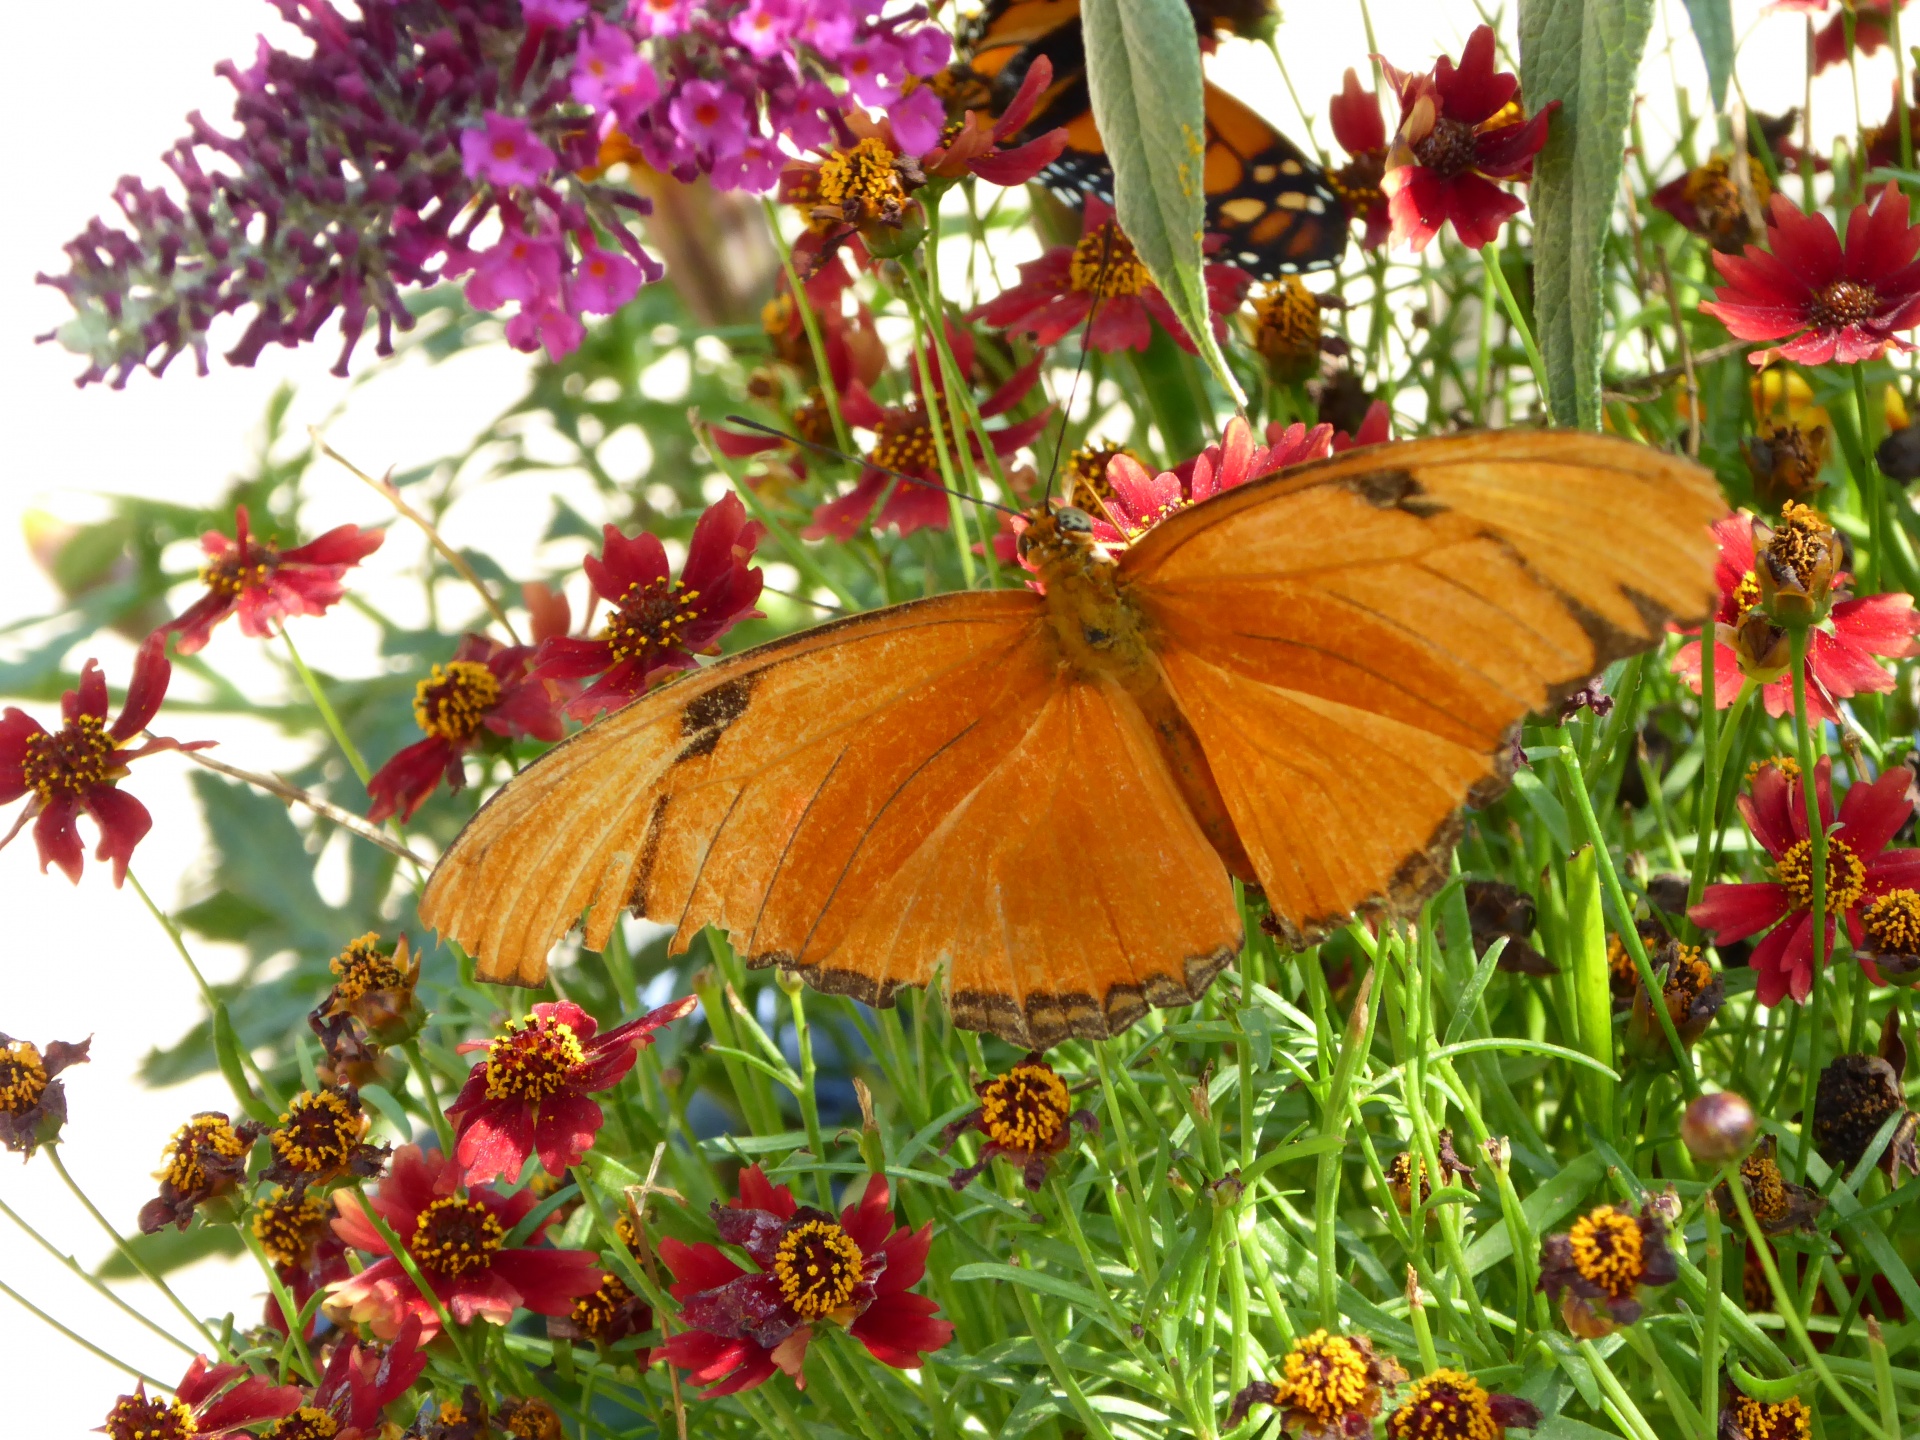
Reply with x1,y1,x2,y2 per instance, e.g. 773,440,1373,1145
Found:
100,1357,302,1440
0,1032,88,1157
1700,186,1920,366
656,1164,952,1396
1089,416,1332,546
920,54,1069,185
254,1186,349,1337
1690,757,1920,1004
1379,25,1558,251
327,1143,606,1340
265,1315,428,1440
446,996,696,1185
1331,399,1394,451
161,505,384,655
529,495,767,722
1670,512,1920,722
1807,1,1908,74
1328,69,1391,250
970,198,1251,354
0,633,208,885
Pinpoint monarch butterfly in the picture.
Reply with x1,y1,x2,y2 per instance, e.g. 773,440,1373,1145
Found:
952,0,1350,278
420,432,1720,1049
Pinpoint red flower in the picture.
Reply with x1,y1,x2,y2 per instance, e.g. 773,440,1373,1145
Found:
1091,416,1332,545
1810,2,1907,74
253,1186,349,1337
1331,399,1393,451
1700,187,1920,366
529,495,766,721
970,198,1251,354
366,633,567,824
161,505,384,655
921,54,1070,185
1379,25,1558,251
0,633,208,885
1670,513,1920,722
1690,758,1920,1005
272,1315,428,1440
656,1164,951,1396
446,996,696,1185
1328,69,1391,250
326,1143,605,1340
101,1357,302,1440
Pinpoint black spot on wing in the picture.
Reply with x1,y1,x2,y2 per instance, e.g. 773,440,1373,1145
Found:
1342,468,1448,518
676,675,756,762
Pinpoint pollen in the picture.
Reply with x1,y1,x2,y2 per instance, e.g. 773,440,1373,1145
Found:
269,1088,368,1176
0,1040,49,1116
1329,151,1385,211
22,714,115,799
159,1114,250,1194
570,1271,639,1340
1731,568,1763,613
252,1186,333,1268
410,1194,506,1277
1774,835,1866,913
1739,1147,1791,1228
1388,1369,1500,1440
1746,755,1801,786
1277,1330,1370,1423
264,1408,340,1440
1069,221,1152,297
329,933,408,1004
978,1062,1072,1153
1863,888,1920,951
104,1394,198,1440
869,406,939,474
772,1216,864,1320
1411,116,1479,179
413,660,500,743
1064,442,1137,512
817,137,907,219
604,577,701,666
495,1399,564,1440
1656,949,1714,1026
1249,277,1324,365
1568,1205,1646,1299
200,548,276,599
484,1014,587,1102
1728,1394,1812,1440
1768,501,1837,585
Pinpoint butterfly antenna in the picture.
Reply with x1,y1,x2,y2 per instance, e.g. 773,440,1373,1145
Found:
721,416,1025,518
1042,220,1117,504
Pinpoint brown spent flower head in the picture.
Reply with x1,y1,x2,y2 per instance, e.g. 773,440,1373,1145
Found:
1753,502,1844,623
1539,1199,1679,1337
1388,1368,1543,1437
1627,939,1724,1059
1462,879,1555,974
1858,886,1920,982
1813,1052,1920,1182
0,1031,88,1157
1248,278,1334,380
941,1053,1097,1191
549,1210,653,1347
1682,1091,1758,1165
1225,1329,1408,1439
408,1388,493,1440
324,933,422,1040
494,1399,563,1440
1606,920,1682,1003
264,1086,390,1190
1744,424,1830,513
1715,1135,1826,1235
1720,1388,1813,1440
252,1186,335,1269
139,1112,264,1233
1385,1129,1478,1215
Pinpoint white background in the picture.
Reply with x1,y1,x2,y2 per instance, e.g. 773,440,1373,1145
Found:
0,0,1878,1432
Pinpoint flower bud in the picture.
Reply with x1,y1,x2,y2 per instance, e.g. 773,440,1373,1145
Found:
1682,1090,1756,1164
1719,610,1791,682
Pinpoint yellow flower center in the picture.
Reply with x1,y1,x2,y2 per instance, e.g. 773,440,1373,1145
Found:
22,714,115,799
1064,443,1137,511
1732,569,1763,613
978,1062,1072,1152
411,1194,506,1277
329,933,409,1003
484,1015,587,1101
160,1114,249,1194
200,547,277,599
1278,1329,1370,1422
496,1399,564,1440
1774,835,1866,913
264,1408,340,1440
1388,1368,1499,1440
413,660,500,743
604,577,701,666
571,1271,639,1339
1863,888,1920,951
1568,1206,1646,1299
1729,1394,1812,1440
1250,277,1324,362
105,1395,198,1440
270,1089,367,1176
252,1187,334,1268
1747,755,1801,787
0,1041,50,1117
761,293,795,339
816,137,906,217
1740,1148,1791,1227
869,406,939,474
772,1216,864,1320
1069,221,1152,298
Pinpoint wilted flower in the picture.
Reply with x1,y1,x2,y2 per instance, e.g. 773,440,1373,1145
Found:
1385,1130,1477,1215
1539,1200,1678,1337
317,934,422,1048
550,1211,654,1346
0,633,208,885
1813,1046,1920,1182
1379,25,1557,251
941,1054,1096,1191
0,1033,87,1158
139,1111,263,1233
1387,1369,1542,1437
446,996,695,1185
1328,70,1391,250
1715,1135,1825,1235
101,1358,301,1440
1652,153,1772,252
1701,186,1920,366
1743,423,1830,512
1681,1091,1757,1165
162,506,384,655
1625,939,1724,1059
1247,278,1342,380
1719,1388,1814,1440
264,1086,390,1191
327,1143,605,1340
1225,1329,1407,1439
657,1164,951,1395
1462,879,1555,975
254,1186,349,1336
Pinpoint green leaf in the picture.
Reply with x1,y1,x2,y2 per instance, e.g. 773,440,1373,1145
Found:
1081,0,1245,405
1564,844,1616,1137
1520,0,1657,428
949,1261,1108,1312
97,1221,245,1279
1465,1152,1606,1274
1680,0,1735,109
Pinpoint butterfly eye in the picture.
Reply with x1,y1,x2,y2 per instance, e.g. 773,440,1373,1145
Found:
1054,506,1094,535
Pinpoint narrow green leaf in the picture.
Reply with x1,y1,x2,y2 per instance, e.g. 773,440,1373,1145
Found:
949,1261,1108,1312
1565,844,1617,1137
1679,0,1735,109
1465,1152,1605,1274
1520,0,1657,428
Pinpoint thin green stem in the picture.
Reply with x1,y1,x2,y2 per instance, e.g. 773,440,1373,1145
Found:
278,624,371,785
0,1271,168,1385
0,1193,197,1354
784,979,834,1209
401,1039,454,1155
1481,245,1550,418
1788,627,1829,1184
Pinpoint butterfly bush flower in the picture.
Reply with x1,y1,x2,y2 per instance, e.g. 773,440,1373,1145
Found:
1701,187,1920,366
1539,1199,1678,1338
162,506,384,654
657,1164,951,1396
101,1358,302,1440
1379,25,1557,251
1690,758,1920,1005
531,495,766,721
1225,1329,1407,1439
328,1143,605,1340
0,1032,87,1157
1387,1370,1541,1438
1328,69,1392,250
941,1053,1096,1190
445,996,696,1185
139,1112,264,1233
0,633,207,885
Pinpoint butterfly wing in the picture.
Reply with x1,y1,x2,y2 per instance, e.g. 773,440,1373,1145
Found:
420,591,1243,1048
1118,432,1722,941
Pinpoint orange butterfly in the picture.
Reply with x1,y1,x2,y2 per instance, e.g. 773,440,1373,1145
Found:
954,0,1350,277
421,432,1720,1048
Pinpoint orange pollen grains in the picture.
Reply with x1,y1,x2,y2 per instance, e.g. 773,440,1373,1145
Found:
1864,888,1920,950
816,137,906,216
199,547,276,599
1250,277,1324,362
1729,1394,1812,1440
105,1395,198,1440
1774,835,1866,913
252,1187,332,1268
265,1409,340,1440
162,1114,249,1193
413,660,499,743
1740,1148,1792,1227
1388,1369,1500,1440
270,1090,366,1176
1747,755,1800,786
1069,222,1152,297
1810,279,1880,328
1769,501,1837,584
411,1195,506,1277
329,934,407,1004
484,1016,587,1102
604,577,700,666
21,714,115,799
1278,1330,1369,1422
870,409,939,473
978,1063,1072,1151
1568,1206,1645,1298
0,1040,49,1115
772,1217,864,1319
1732,569,1763,613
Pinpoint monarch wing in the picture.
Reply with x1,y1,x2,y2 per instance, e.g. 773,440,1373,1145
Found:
420,591,1243,1047
1118,432,1722,941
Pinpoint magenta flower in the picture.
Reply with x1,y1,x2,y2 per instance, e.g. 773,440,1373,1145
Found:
461,112,559,189
572,20,658,115
506,303,588,360
731,0,796,58
573,243,654,315
161,505,384,654
460,218,566,312
630,0,696,38
1691,758,1920,1005
671,80,751,160
524,0,590,26
844,34,908,106
0,635,207,885
446,997,696,1185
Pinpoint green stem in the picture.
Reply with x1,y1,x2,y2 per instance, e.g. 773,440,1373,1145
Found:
240,1228,318,1383
1011,1282,1122,1440
279,624,371,786
785,979,834,1209
1481,244,1550,418
1851,365,1886,595
0,1193,197,1355
1787,627,1829,1184
347,1181,489,1391
401,1039,454,1155
0,1272,167,1385
1700,1195,1724,1438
